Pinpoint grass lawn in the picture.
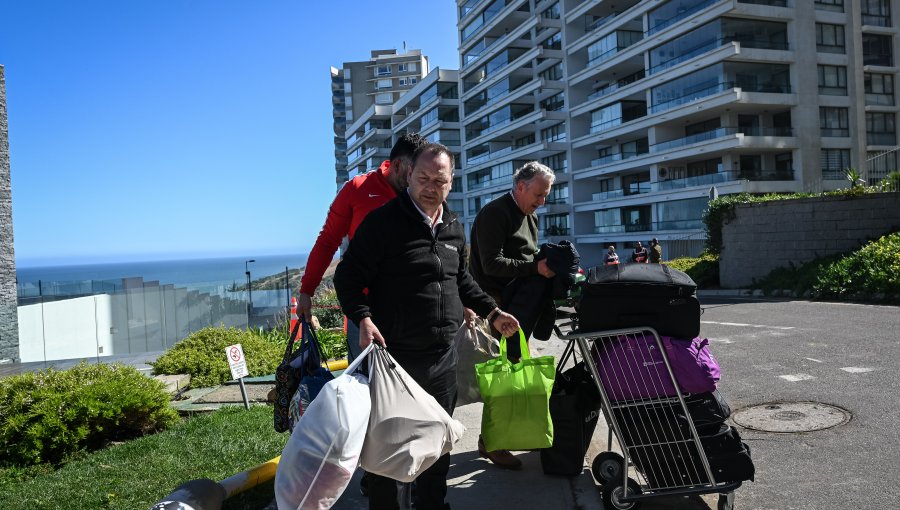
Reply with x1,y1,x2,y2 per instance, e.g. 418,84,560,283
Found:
0,405,287,510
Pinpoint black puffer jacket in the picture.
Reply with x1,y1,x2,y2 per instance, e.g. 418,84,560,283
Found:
334,191,497,353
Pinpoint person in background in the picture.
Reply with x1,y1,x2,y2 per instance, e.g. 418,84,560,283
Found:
298,133,427,362
630,241,649,263
649,237,662,263
468,160,556,470
335,143,520,510
605,245,620,265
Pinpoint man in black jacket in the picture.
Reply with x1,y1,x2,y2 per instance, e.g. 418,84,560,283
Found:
335,142,519,510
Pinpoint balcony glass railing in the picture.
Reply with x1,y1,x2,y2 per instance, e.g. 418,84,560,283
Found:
656,171,738,190
862,14,892,27
588,70,646,101
586,12,619,32
738,0,787,5
865,93,895,106
867,132,898,146
647,0,717,35
592,189,625,201
468,175,513,191
737,167,795,180
543,226,571,236
467,146,513,166
590,151,645,167
592,219,705,234
649,82,734,114
821,128,850,137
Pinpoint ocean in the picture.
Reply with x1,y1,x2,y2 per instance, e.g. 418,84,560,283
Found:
15,253,309,290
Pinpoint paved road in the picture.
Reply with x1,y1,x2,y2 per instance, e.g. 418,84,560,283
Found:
698,297,900,510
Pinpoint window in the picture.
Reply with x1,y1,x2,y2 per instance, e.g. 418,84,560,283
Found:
622,172,650,195
862,0,892,27
376,78,392,89
540,62,563,81
814,0,843,12
820,107,849,137
818,65,847,96
540,92,565,111
863,34,893,66
398,63,408,72
541,2,560,19
816,23,845,53
543,214,569,236
375,92,393,105
866,112,896,145
541,153,568,174
821,149,851,179
865,73,895,106
376,65,391,76
542,123,567,142
399,77,408,86
546,183,568,204
410,78,418,85
542,32,562,50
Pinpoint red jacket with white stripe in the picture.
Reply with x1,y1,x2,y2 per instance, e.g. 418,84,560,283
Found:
299,161,397,295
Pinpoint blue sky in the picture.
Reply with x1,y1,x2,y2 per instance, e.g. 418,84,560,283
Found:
1,1,459,266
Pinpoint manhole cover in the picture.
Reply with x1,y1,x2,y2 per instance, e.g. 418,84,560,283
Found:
733,402,850,433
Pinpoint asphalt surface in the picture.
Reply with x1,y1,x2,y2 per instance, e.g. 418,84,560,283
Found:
697,296,900,509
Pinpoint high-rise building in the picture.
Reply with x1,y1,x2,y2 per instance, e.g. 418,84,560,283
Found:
332,49,429,184
456,0,899,266
0,64,19,363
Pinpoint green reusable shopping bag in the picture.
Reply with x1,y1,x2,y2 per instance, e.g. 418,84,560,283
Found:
475,329,556,451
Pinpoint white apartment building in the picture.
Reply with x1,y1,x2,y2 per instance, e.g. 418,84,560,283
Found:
456,0,899,266
332,49,429,185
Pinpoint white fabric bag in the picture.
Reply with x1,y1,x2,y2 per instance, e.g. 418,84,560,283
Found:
275,345,375,510
359,347,466,483
454,319,499,407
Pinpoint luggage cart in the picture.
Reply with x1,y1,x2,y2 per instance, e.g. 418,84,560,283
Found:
556,325,741,510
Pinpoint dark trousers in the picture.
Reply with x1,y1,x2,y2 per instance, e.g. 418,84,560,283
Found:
367,346,457,510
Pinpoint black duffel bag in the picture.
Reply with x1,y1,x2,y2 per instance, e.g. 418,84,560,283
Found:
540,340,603,476
577,263,701,338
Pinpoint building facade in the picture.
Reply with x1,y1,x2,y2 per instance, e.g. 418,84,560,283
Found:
456,0,899,266
0,64,19,363
332,49,429,185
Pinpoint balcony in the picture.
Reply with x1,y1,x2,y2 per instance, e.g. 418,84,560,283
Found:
468,175,513,191
866,93,895,106
647,0,718,35
591,189,625,201
543,226,571,236
656,171,739,191
867,133,898,146
737,167,795,181
592,219,704,234
862,13,892,27
587,70,645,101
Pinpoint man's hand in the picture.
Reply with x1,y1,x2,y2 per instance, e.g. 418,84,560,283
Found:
491,310,520,338
359,317,386,348
297,292,313,320
537,259,556,278
463,307,478,328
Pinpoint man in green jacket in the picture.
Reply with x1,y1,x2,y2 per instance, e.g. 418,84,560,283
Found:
468,160,557,470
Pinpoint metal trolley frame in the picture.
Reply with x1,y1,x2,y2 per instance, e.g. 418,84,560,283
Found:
557,325,741,510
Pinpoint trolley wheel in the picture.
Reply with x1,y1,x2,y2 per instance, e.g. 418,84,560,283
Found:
717,491,735,510
591,451,625,487
601,477,642,510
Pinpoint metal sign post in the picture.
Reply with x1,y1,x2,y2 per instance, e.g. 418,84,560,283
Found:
226,343,250,410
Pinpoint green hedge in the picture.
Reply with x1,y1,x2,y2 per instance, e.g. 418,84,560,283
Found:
0,363,179,467
665,252,720,288
150,327,282,388
813,232,900,299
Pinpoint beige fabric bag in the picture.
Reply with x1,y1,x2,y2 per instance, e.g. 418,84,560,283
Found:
454,319,499,407
359,347,466,483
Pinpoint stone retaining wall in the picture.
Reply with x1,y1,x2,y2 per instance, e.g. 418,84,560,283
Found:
720,193,900,288
0,65,19,363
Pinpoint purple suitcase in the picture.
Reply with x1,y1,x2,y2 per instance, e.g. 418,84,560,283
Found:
591,333,720,402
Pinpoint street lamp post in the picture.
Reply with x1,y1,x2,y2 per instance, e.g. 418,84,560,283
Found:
245,259,255,323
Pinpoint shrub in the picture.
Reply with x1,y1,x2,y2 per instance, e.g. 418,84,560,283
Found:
317,328,348,361
0,363,179,467
813,233,900,299
665,252,720,288
150,327,282,388
313,288,345,329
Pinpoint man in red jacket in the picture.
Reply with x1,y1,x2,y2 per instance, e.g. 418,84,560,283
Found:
298,132,427,362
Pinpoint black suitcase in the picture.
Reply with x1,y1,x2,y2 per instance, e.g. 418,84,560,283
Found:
541,343,602,476
612,390,732,446
629,424,755,487
577,264,701,338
